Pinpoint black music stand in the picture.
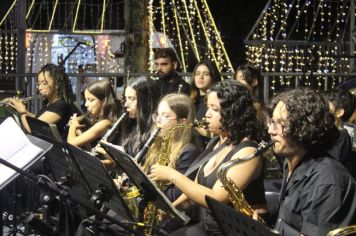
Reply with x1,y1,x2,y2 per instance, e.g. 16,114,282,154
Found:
205,196,279,236
66,144,134,222
26,116,63,142
101,142,190,224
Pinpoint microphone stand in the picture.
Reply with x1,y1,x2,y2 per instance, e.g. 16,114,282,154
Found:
0,158,143,236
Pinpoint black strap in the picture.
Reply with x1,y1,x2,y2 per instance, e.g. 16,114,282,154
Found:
184,140,258,178
184,137,226,177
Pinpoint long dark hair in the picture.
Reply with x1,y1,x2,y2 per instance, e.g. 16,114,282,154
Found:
234,63,263,105
86,79,120,123
121,77,160,155
190,60,221,103
211,79,261,145
39,63,73,103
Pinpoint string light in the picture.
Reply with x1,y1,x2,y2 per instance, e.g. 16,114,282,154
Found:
246,0,351,92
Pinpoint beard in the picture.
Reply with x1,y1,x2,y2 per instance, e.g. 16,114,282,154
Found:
157,70,175,81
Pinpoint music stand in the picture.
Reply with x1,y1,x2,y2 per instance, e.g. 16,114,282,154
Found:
205,196,279,236
66,144,134,222
101,142,190,224
0,118,53,190
42,139,91,205
26,116,63,143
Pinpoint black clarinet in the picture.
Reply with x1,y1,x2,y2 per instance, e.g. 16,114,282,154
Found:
134,128,161,164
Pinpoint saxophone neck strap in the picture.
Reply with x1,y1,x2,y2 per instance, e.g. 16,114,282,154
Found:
184,137,227,177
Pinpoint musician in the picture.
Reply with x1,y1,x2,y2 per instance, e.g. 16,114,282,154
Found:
263,89,356,235
190,60,221,120
154,48,190,97
235,63,265,123
190,60,221,144
96,77,160,166
149,80,266,235
3,63,73,137
143,93,203,201
67,79,121,149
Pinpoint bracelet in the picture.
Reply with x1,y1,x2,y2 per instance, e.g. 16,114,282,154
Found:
19,111,27,115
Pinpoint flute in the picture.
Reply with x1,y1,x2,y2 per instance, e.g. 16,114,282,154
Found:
66,110,91,127
0,95,42,106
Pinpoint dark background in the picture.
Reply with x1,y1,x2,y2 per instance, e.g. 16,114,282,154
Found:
0,0,267,69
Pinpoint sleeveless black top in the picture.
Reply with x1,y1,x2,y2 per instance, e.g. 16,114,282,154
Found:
195,140,266,235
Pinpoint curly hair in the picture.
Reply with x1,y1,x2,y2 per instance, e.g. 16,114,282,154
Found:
85,79,120,123
190,60,221,103
210,79,261,145
39,63,73,103
269,88,339,151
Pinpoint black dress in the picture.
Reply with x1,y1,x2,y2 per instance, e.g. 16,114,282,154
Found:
170,140,266,236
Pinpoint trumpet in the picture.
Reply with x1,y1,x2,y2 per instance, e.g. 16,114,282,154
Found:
0,95,42,106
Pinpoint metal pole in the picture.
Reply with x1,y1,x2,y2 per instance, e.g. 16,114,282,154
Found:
350,0,355,72
16,0,26,93
263,75,270,104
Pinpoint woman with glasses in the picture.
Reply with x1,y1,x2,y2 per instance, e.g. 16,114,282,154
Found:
3,63,73,138
149,80,267,235
67,79,121,149
142,93,203,202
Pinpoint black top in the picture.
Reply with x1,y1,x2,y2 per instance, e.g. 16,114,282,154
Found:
195,140,266,235
327,128,353,165
275,153,356,236
194,94,207,120
155,72,191,97
163,144,201,202
35,99,72,138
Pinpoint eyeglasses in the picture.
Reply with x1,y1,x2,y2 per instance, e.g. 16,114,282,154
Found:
266,117,286,135
152,113,176,123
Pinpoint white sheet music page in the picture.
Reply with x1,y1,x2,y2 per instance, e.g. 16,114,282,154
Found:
0,117,42,185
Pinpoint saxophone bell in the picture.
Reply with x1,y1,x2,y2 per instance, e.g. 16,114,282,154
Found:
217,139,275,223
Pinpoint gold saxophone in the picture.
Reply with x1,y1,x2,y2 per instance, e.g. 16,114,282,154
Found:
216,140,274,222
327,225,356,236
143,123,192,235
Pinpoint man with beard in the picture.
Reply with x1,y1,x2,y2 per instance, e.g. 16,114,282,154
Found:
154,48,190,97
265,89,356,236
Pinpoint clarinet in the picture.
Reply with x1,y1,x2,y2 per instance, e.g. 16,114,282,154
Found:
134,128,161,165
101,112,128,143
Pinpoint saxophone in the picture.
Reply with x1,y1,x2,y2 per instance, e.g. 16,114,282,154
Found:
216,140,274,222
143,123,192,235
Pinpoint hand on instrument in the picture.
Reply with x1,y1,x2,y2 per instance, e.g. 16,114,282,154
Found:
148,164,173,182
5,97,27,114
68,113,85,129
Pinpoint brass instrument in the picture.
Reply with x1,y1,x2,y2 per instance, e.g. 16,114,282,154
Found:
327,225,356,236
143,123,192,235
216,140,274,222
121,128,161,220
0,95,42,106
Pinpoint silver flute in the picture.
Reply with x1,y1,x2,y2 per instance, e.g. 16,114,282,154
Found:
0,95,42,106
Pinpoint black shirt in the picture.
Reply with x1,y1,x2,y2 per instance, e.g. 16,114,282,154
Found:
35,99,72,138
155,72,191,97
275,153,356,236
194,94,207,120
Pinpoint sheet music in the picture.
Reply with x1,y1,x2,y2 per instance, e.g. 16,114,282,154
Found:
0,117,42,186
